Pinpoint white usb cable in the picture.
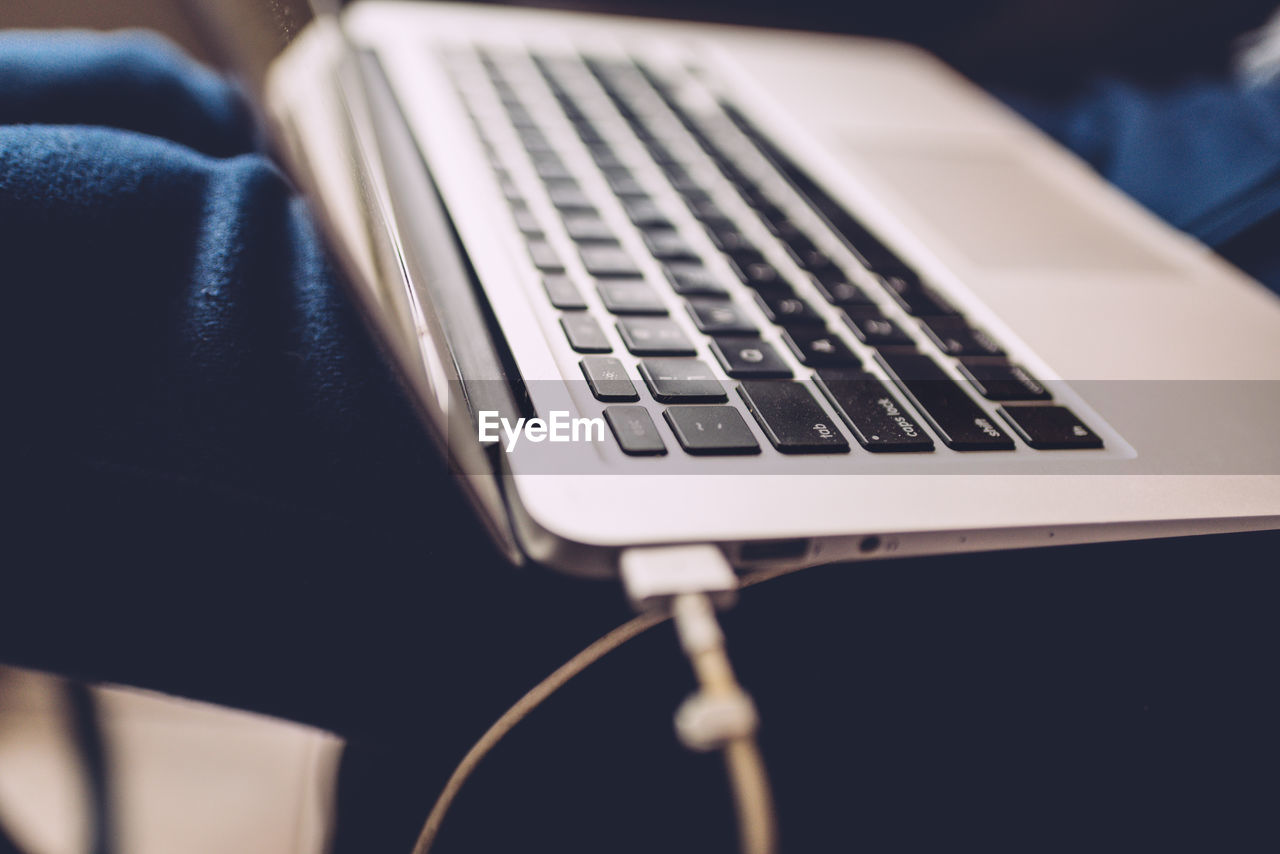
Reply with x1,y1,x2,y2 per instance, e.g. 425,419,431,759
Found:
412,544,778,854
619,545,778,854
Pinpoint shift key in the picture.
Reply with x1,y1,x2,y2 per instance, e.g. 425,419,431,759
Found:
876,352,1014,451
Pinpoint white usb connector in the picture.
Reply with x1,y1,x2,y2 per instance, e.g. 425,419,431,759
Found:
618,543,738,612
618,545,777,854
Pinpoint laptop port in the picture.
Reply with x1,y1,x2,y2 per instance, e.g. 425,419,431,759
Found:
738,539,808,563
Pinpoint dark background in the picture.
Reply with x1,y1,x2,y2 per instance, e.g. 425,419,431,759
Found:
13,0,1280,88
502,0,1280,88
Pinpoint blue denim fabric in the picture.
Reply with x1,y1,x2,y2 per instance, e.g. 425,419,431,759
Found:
0,30,253,155
0,30,451,530
0,33,632,854
1002,76,1280,258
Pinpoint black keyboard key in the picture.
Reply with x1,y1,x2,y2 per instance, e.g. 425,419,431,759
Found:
645,139,678,165
736,181,771,210
814,369,934,452
584,55,629,77
797,248,840,273
685,123,717,156
517,127,553,153
783,239,834,272
920,317,1005,357
663,263,729,297
627,118,658,145
481,141,504,170
783,328,860,367
542,274,587,310
725,246,766,268
512,206,544,237
580,244,642,277
877,272,957,317
780,233,831,270
756,294,824,328
808,263,872,300
604,167,647,197
597,280,668,315
532,154,573,181
682,192,719,214
691,210,728,234
706,225,757,255
642,230,702,261
505,105,537,129
998,405,1103,450
573,120,605,145
761,212,800,238
638,358,726,402
617,317,696,355
546,180,595,211
710,338,793,378
730,258,789,294
497,175,523,203
664,406,760,455
661,164,702,195
958,359,1051,401
611,96,638,121
717,159,753,189
621,197,672,229
588,144,625,170
581,356,640,401
554,95,585,123
687,299,758,335
841,308,914,347
563,214,617,243
527,240,564,272
876,351,1014,451
490,80,519,104
560,315,612,353
687,197,728,222
811,275,874,307
604,406,667,455
737,381,849,453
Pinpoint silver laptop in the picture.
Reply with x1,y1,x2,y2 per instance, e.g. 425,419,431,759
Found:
195,0,1280,579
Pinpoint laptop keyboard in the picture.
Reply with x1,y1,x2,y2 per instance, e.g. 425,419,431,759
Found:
441,47,1105,457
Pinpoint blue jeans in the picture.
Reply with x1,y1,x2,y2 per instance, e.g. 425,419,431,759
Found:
3,31,1279,854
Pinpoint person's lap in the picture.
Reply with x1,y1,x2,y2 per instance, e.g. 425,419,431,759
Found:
3,30,1280,854
0,30,641,851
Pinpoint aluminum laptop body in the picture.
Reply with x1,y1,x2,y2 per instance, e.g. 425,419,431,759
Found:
257,0,1280,578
